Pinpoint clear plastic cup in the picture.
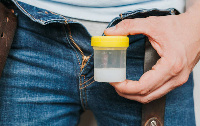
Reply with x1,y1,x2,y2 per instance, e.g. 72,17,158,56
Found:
91,36,129,82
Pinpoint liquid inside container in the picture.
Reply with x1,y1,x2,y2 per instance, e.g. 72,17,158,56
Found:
91,36,129,82
94,47,127,82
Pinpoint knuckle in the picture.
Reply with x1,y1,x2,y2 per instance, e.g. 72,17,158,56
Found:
116,91,123,97
120,19,131,29
175,82,184,88
140,97,151,104
177,75,189,87
138,88,150,95
116,87,127,94
116,19,132,34
168,58,185,76
182,75,189,84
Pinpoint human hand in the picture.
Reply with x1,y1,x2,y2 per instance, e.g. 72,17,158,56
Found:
104,10,200,104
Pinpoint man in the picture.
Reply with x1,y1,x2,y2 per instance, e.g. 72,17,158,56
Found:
0,0,197,125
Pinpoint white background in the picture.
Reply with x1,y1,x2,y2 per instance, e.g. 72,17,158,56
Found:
78,62,200,126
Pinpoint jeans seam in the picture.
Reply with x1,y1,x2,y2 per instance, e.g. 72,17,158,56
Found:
80,89,85,110
64,22,91,72
80,54,94,75
59,14,92,73
48,12,92,110
84,88,88,109
80,76,94,86
13,0,72,25
63,24,82,70
61,15,85,57
79,80,95,90
63,22,87,110
48,10,74,22
62,19,93,110
80,75,86,110
13,0,49,24
62,19,91,110
14,0,41,22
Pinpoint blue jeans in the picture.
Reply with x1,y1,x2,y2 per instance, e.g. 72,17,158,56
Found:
0,2,196,126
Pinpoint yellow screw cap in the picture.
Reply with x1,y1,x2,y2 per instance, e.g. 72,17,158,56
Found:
91,36,129,47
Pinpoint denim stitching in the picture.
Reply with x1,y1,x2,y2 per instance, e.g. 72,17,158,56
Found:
12,2,79,75
66,29,85,109
62,23,82,68
34,6,93,109
80,75,85,110
80,76,94,86
14,0,41,21
80,89,85,110
48,11,74,23
84,88,88,109
48,11,92,73
60,15,85,57
64,22,90,72
58,13,92,73
13,0,72,25
74,50,81,67
79,76,95,109
64,24,82,67
46,11,82,69
81,75,86,84
79,80,95,90
63,21,87,110
14,0,38,21
13,0,49,25
13,0,96,111
73,48,81,67
48,9,87,111
48,10,77,24
62,17,89,110
82,75,88,109
80,54,94,75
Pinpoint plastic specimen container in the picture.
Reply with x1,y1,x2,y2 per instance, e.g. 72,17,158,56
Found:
91,36,129,82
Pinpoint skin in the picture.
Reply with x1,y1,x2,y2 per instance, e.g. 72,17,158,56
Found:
186,0,198,9
104,1,200,104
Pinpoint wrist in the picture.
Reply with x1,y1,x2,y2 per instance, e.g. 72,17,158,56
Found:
185,0,200,18
181,2,200,68
182,0,200,30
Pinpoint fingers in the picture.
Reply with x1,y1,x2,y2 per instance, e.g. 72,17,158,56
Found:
115,78,174,104
104,18,154,36
110,57,175,96
105,16,192,104
115,73,188,104
111,67,189,103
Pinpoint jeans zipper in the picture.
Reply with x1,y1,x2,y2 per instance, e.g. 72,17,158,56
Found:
66,24,90,71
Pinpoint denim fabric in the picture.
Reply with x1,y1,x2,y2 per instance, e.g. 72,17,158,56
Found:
0,1,196,126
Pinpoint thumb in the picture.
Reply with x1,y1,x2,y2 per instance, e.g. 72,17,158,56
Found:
104,19,151,36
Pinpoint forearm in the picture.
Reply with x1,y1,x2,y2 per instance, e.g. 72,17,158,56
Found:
183,0,200,35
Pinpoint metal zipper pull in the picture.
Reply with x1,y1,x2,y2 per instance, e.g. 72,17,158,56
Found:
81,55,90,71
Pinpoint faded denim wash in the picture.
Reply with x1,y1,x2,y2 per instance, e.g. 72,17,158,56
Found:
0,1,196,126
